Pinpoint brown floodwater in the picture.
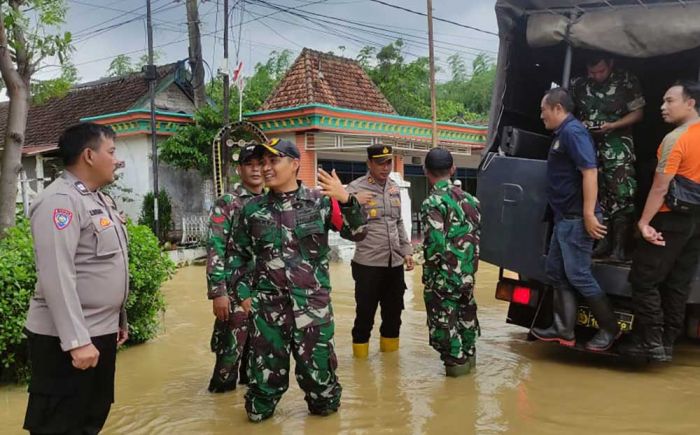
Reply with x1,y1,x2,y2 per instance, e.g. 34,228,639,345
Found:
2,263,700,434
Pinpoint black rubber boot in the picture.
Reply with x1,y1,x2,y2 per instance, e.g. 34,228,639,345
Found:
531,287,577,347
616,324,669,362
208,356,237,393
610,213,632,262
308,402,340,416
662,329,677,362
584,296,621,352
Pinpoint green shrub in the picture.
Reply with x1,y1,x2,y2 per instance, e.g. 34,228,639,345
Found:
125,222,176,344
0,219,175,384
138,190,173,242
0,218,35,383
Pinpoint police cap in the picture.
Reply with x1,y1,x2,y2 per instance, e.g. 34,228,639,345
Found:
257,138,301,159
367,144,392,163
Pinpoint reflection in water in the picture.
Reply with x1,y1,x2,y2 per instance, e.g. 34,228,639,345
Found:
1,263,699,434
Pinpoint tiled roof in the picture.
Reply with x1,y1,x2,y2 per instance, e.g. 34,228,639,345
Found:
261,48,397,114
0,64,179,152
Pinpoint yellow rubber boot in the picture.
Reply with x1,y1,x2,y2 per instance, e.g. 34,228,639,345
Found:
379,337,399,352
353,342,369,358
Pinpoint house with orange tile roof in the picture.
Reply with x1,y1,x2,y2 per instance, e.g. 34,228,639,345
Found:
3,62,200,223
245,49,487,233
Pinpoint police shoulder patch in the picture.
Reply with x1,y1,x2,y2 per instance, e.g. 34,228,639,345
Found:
74,181,89,195
53,208,74,230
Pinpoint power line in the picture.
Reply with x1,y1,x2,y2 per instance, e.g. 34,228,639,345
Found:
250,0,496,56
69,0,180,30
72,1,181,43
368,0,498,37
247,0,487,65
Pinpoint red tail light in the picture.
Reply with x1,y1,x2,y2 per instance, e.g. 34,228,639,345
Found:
495,279,539,307
512,286,532,305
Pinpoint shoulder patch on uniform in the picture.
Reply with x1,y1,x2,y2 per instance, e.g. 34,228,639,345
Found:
53,208,73,230
89,209,104,216
210,214,226,224
74,181,89,195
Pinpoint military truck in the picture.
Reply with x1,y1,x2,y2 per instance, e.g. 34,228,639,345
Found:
478,0,700,346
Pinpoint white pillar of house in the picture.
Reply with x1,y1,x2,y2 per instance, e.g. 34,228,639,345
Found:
35,155,45,193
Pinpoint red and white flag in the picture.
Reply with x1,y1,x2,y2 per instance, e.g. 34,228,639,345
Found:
232,61,245,92
232,61,243,82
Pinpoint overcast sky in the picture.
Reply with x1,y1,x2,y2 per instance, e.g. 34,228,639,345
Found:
34,0,499,84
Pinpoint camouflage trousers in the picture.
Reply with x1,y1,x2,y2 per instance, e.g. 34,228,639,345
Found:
210,299,249,381
424,286,479,366
245,306,341,421
597,133,637,219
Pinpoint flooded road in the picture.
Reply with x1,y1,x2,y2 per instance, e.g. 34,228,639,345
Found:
2,262,700,434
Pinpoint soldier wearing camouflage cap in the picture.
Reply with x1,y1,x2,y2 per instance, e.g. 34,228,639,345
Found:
571,54,645,261
227,138,368,422
206,143,264,393
419,148,481,377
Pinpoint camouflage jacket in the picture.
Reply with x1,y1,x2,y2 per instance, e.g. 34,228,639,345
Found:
420,179,481,292
206,183,259,300
229,182,367,328
571,69,645,129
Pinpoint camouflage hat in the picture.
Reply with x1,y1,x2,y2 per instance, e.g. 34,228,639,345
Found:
236,144,261,164
367,144,392,163
257,138,300,159
425,148,453,170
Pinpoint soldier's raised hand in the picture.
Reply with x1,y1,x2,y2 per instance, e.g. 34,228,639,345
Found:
318,168,350,203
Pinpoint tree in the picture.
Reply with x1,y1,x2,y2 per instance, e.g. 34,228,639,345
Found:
160,50,292,177
447,53,467,82
106,54,134,77
358,41,495,124
0,0,72,236
105,51,163,78
360,39,432,119
31,62,78,104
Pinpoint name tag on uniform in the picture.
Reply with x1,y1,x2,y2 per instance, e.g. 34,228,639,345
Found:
89,209,104,216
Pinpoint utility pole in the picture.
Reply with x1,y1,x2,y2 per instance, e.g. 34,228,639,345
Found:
146,0,159,238
427,0,438,148
222,0,231,191
186,0,207,108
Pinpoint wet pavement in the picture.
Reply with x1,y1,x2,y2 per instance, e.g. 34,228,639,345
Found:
2,262,699,434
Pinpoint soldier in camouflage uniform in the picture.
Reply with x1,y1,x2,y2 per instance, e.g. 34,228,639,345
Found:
420,148,481,377
206,144,264,393
571,55,645,261
228,138,367,422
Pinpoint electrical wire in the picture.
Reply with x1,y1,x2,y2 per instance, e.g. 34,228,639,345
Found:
368,0,498,37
